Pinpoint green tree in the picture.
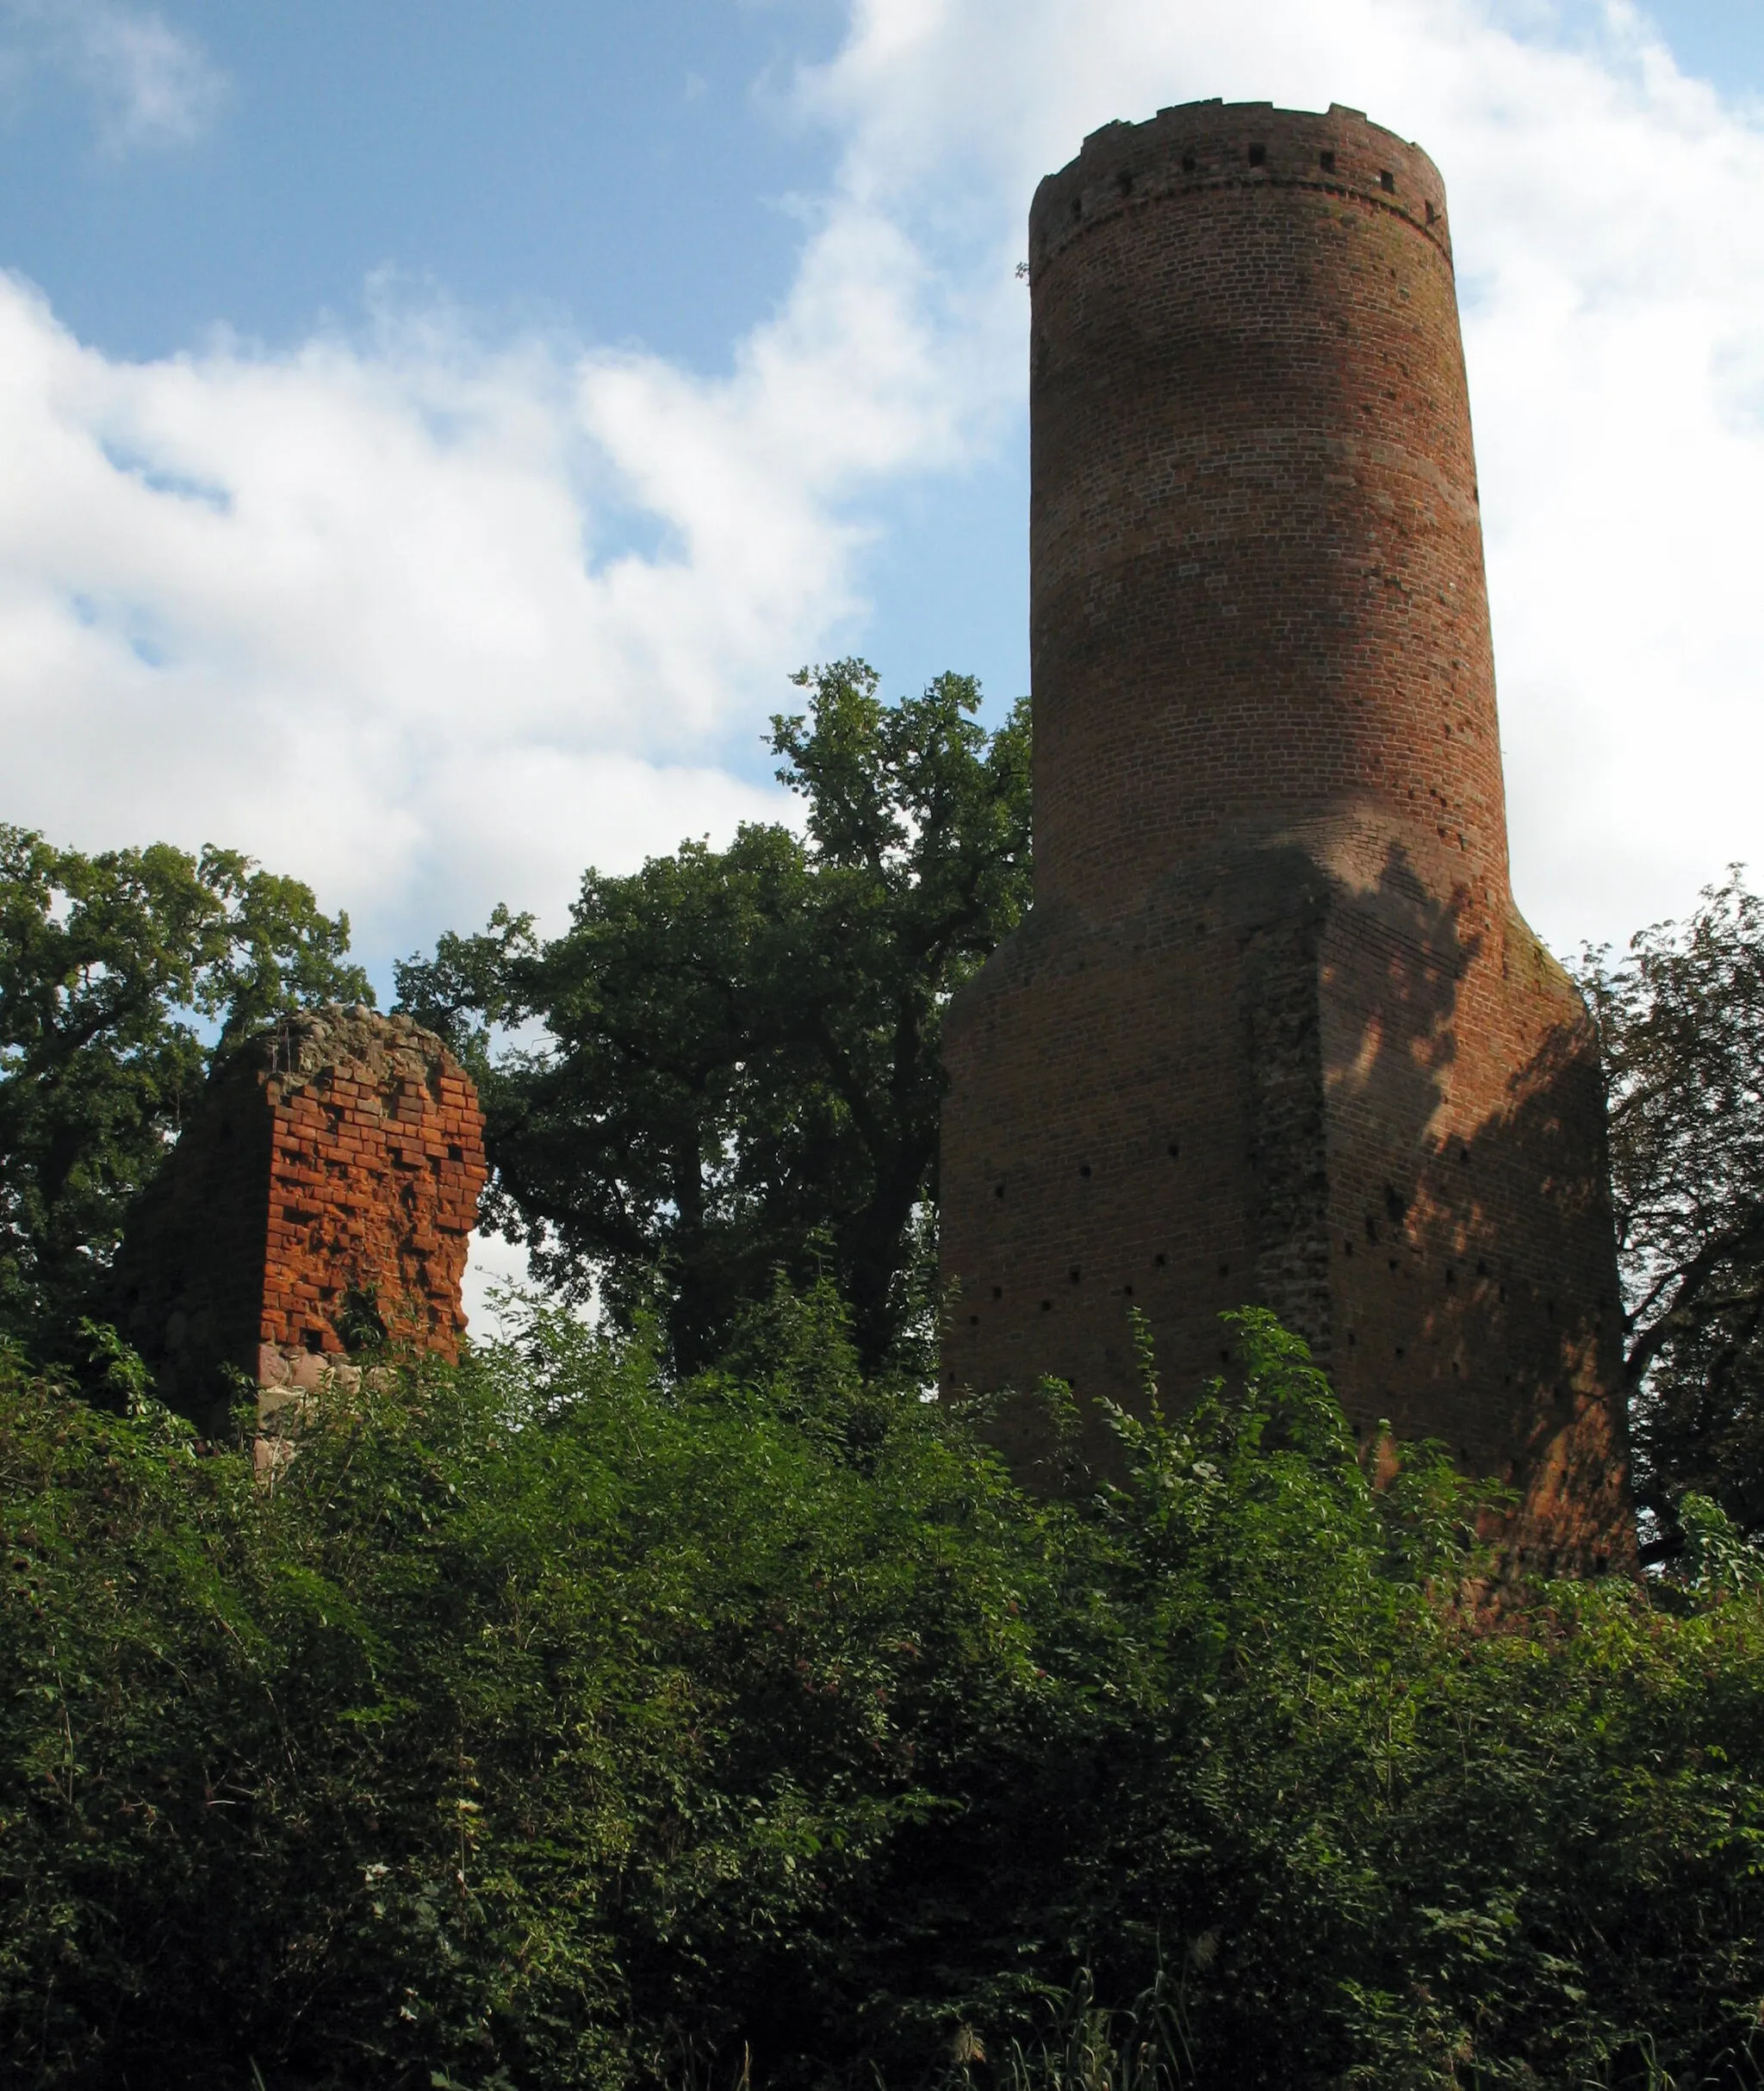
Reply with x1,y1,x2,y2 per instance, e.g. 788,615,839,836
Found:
397,661,1033,1374
0,827,371,1358
1578,869,1764,1543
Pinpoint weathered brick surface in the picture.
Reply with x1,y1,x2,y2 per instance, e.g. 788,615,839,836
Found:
112,1006,488,1432
940,102,1634,1570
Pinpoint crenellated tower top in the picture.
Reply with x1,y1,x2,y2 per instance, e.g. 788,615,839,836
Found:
1030,101,1452,277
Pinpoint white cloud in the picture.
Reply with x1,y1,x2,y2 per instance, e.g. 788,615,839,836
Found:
77,1,220,146
2,0,223,149
0,180,979,963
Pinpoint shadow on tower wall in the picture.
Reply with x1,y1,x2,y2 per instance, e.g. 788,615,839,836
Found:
951,835,1635,1575
1297,835,1630,1569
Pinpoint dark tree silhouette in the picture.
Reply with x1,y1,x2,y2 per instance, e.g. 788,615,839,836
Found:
395,661,1032,1375
1577,871,1764,1540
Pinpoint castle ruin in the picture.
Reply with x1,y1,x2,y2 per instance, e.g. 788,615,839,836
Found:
939,102,1634,1568
112,1005,488,1436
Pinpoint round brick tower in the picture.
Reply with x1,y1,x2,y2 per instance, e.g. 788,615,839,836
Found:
940,101,1633,1569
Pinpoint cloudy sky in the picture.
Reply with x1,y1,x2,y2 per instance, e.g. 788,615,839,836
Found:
3,0,1761,987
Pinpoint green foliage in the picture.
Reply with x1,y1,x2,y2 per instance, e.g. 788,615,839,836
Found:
0,827,370,1359
5,1306,1764,2088
1577,870,1764,1543
395,661,1033,1376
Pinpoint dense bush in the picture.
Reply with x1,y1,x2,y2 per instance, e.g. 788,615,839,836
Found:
3,1300,1764,2088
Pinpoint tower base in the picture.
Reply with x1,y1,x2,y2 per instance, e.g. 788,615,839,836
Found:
939,822,1634,1573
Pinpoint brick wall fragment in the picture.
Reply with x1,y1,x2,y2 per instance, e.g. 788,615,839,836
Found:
112,1004,488,1434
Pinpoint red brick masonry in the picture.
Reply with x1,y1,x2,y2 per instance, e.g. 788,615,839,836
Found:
114,1006,488,1432
939,101,1635,1571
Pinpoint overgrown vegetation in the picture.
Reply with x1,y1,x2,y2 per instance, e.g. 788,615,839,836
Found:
12,679,1764,2085
6,1300,1764,2088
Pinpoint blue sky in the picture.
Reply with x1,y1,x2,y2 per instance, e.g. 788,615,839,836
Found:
3,0,1764,999
11,4,1755,363
0,3,843,367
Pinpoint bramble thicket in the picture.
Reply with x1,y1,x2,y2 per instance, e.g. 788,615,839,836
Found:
7,1299,1764,2088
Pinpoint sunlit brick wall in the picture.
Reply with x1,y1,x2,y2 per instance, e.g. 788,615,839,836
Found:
114,1006,488,1431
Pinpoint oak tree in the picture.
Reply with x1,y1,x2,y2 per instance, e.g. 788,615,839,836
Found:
1580,871,1764,1540
396,661,1032,1374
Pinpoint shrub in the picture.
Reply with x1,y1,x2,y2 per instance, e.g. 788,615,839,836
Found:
2,1301,1762,2088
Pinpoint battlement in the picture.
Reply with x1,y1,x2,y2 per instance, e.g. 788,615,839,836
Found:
1030,101,1451,277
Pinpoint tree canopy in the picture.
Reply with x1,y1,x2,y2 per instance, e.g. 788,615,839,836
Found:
0,827,370,1360
396,661,1033,1375
1579,869,1764,1543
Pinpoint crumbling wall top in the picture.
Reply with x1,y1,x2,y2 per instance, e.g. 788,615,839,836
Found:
228,1002,457,1094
